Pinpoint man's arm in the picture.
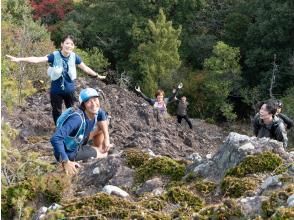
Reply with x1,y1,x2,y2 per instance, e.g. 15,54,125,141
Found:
6,55,48,63
98,120,111,152
135,87,155,105
278,113,294,129
167,83,183,103
275,123,288,148
253,114,260,137
50,114,82,174
78,62,106,79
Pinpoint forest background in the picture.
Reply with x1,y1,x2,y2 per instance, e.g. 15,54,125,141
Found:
2,0,294,130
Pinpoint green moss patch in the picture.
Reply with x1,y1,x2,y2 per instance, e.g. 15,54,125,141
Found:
261,184,294,218
122,148,150,168
221,176,259,198
139,196,167,211
225,152,283,177
135,156,185,183
192,180,217,196
165,186,203,212
270,207,294,220
1,174,71,219
61,192,171,219
199,199,244,219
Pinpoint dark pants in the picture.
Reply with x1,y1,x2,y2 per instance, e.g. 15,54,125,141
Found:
50,92,76,125
177,115,193,129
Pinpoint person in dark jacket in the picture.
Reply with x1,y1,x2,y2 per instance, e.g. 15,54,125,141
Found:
50,88,112,175
253,100,288,148
275,100,293,129
176,96,193,129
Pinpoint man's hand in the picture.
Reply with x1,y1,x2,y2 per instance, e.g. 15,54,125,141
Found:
135,86,141,92
101,143,114,153
177,82,183,89
62,161,80,175
97,74,106,79
6,55,20,62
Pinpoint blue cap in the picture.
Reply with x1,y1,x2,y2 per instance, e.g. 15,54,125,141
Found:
79,88,100,104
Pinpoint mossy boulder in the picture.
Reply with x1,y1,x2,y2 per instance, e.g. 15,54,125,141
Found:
225,151,283,178
221,176,259,198
135,156,185,183
122,148,150,168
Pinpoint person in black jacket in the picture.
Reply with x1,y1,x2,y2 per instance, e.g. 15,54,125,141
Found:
176,96,193,129
275,100,293,130
253,100,288,148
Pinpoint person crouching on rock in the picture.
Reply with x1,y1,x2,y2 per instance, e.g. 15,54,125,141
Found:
50,88,113,175
135,83,183,122
253,99,288,148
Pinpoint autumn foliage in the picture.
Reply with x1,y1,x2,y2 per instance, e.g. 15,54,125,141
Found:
29,0,74,25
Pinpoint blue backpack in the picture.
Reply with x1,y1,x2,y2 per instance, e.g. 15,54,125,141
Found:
56,107,86,152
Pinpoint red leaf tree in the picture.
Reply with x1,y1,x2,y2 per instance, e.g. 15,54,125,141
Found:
30,0,74,25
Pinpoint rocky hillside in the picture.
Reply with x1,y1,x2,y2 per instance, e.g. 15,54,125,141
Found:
2,78,294,219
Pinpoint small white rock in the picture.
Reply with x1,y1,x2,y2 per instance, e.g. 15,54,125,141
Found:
93,167,100,175
103,185,129,198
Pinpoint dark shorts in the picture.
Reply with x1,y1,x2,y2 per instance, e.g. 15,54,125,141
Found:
74,145,97,161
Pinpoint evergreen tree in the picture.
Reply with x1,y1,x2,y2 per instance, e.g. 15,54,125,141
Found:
130,9,182,95
203,41,241,121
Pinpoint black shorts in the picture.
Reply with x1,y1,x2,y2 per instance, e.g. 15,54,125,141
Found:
74,145,97,161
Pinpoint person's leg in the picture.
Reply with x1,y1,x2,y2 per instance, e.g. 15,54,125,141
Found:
50,93,64,125
177,115,183,124
183,115,193,129
74,145,107,161
89,126,112,153
64,91,76,108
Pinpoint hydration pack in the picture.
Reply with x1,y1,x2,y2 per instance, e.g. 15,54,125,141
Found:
56,107,86,152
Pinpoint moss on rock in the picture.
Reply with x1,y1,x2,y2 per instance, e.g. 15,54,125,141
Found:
270,207,294,220
225,151,283,177
122,148,150,168
1,174,71,219
165,186,203,212
198,199,244,219
61,192,171,219
221,176,259,198
139,196,167,211
135,156,185,183
261,184,294,218
192,180,217,196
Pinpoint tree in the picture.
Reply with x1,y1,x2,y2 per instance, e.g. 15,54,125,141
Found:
130,9,182,95
2,0,54,109
29,0,74,25
202,41,241,121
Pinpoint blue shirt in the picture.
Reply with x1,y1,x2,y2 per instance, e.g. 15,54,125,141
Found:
47,51,82,94
51,108,108,161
